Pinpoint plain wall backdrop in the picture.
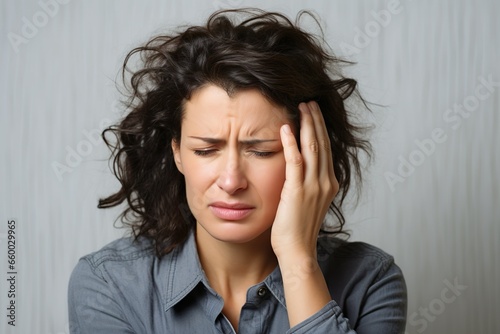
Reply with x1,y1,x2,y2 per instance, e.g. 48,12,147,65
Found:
1,0,499,333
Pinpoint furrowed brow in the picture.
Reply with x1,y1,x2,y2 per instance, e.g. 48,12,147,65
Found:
240,139,278,145
188,136,277,145
188,136,224,144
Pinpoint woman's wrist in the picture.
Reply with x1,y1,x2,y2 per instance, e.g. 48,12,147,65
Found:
278,251,331,327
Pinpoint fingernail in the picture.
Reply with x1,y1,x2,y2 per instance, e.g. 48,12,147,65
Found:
282,124,292,134
299,102,310,114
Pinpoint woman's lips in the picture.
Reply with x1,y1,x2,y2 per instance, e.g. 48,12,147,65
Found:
209,202,255,221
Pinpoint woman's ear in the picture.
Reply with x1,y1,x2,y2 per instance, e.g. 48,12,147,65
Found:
171,139,183,174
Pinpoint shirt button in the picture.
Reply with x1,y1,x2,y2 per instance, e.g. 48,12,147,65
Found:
257,287,268,297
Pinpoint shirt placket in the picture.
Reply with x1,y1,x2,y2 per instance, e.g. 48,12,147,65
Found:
238,285,272,334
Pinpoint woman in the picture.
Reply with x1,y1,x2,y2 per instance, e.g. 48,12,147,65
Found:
68,9,407,333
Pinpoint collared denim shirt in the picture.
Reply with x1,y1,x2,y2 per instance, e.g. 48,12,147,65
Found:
68,231,407,334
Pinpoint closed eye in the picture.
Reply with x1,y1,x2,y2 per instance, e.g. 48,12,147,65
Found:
193,149,277,158
193,149,217,156
250,151,275,158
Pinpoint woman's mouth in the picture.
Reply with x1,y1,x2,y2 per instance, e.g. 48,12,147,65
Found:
208,202,255,221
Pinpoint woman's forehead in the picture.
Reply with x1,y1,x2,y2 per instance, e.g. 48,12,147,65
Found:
182,85,290,132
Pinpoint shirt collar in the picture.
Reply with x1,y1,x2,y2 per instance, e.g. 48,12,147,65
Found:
160,230,287,311
161,230,206,311
263,265,287,308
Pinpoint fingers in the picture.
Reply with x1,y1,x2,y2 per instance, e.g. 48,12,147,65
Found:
299,101,334,182
307,101,335,181
281,101,337,194
280,123,303,186
298,102,319,181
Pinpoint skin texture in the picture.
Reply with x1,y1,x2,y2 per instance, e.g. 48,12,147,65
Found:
172,84,338,330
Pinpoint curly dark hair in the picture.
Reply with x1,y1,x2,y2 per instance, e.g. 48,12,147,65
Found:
99,8,372,257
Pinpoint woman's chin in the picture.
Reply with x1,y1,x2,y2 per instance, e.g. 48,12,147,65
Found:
196,221,271,245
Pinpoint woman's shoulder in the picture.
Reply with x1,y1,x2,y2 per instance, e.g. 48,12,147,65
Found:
318,236,396,263
68,237,181,332
71,236,163,287
316,236,407,327
82,236,156,268
69,237,169,311
317,235,403,283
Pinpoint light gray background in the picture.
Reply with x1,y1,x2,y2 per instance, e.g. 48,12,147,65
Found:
1,0,499,333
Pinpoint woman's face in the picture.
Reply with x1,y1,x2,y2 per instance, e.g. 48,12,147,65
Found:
172,85,291,244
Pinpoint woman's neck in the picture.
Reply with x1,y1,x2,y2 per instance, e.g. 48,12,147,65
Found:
195,225,278,293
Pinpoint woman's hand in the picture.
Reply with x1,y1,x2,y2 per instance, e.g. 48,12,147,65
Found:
271,101,339,259
271,101,339,328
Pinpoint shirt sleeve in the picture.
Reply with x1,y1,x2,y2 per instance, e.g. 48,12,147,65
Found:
287,261,407,334
286,301,356,334
68,258,136,334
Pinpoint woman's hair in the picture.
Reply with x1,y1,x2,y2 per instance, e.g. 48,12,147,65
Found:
99,8,372,257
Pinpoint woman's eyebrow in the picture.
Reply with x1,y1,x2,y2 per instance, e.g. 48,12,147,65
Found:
188,136,278,145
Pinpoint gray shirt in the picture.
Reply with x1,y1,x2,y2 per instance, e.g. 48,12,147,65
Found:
68,231,407,333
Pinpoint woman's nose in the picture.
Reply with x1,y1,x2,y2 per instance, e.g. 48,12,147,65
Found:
216,155,248,195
